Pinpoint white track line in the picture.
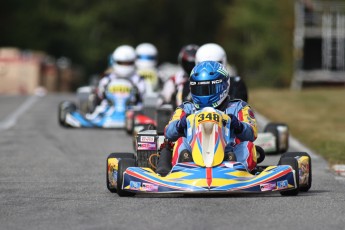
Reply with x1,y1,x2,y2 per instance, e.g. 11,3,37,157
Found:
0,95,39,132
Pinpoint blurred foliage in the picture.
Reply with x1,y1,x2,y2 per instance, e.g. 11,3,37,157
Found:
220,0,294,88
1,0,294,86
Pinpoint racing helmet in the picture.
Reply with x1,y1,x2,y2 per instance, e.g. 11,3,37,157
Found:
189,61,230,109
195,43,227,66
112,45,136,78
135,43,158,69
178,44,199,75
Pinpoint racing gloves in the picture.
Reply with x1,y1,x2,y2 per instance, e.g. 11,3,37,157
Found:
230,114,244,134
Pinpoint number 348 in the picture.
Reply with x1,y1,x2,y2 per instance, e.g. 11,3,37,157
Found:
197,113,220,122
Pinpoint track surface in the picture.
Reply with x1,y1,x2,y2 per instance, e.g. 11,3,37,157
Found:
0,94,344,230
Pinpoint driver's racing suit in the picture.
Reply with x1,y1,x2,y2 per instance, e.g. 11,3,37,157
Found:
164,97,258,171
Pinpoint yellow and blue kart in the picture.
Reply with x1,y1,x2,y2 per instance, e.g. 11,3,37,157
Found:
107,152,311,196
107,107,311,197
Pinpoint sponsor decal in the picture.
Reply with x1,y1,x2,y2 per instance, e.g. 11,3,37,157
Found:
211,79,222,84
248,109,255,119
130,181,141,190
142,183,159,192
137,142,157,150
277,180,289,189
198,81,210,85
260,182,276,191
108,85,131,94
140,136,155,142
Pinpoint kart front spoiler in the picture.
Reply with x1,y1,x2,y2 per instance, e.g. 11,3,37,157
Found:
120,162,297,194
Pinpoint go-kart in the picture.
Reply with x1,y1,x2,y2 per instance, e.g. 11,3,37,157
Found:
59,79,135,128
107,107,311,196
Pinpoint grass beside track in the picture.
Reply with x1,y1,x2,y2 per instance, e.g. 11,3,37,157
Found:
249,87,345,165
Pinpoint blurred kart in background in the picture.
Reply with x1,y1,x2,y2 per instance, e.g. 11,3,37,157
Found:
59,79,135,128
255,123,289,154
125,93,159,135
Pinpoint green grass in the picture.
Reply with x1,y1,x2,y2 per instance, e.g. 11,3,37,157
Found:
249,87,345,165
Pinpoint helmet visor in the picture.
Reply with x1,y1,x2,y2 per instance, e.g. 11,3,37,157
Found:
190,80,223,96
116,60,135,66
137,55,156,60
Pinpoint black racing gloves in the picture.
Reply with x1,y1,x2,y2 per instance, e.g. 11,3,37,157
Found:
230,114,244,134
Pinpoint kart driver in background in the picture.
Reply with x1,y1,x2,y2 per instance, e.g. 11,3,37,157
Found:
158,44,199,108
195,43,248,102
86,45,145,119
156,61,258,176
135,43,160,93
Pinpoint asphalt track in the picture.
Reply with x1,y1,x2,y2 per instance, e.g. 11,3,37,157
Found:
0,94,344,230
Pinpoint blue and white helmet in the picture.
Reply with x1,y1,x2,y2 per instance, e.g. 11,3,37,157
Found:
189,61,230,109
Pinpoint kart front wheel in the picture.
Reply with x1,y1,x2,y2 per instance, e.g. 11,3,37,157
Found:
279,157,299,196
106,153,136,193
58,101,77,127
117,158,137,197
281,152,312,192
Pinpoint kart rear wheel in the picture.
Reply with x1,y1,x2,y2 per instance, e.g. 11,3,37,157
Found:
279,157,299,196
106,153,136,193
264,123,289,154
281,152,312,192
255,145,265,164
117,158,137,197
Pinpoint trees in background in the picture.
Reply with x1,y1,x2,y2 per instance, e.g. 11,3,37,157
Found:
0,0,294,87
220,0,294,87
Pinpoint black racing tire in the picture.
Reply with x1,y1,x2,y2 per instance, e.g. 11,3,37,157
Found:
279,157,299,196
125,113,133,135
58,101,77,127
281,152,312,192
106,153,136,193
255,145,265,164
117,158,137,197
264,123,289,154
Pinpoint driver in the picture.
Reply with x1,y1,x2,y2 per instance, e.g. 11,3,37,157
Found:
86,45,144,119
156,61,258,176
